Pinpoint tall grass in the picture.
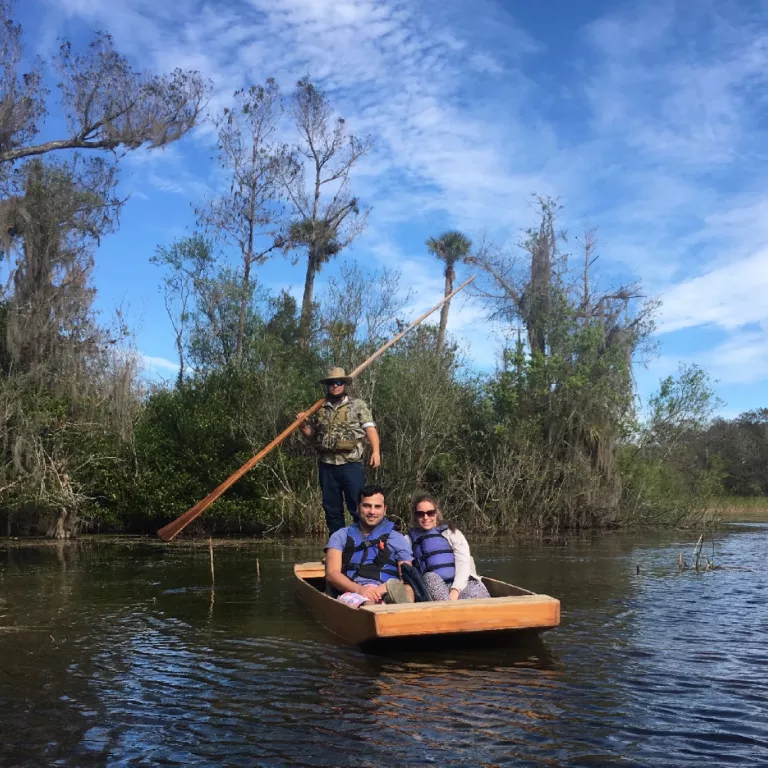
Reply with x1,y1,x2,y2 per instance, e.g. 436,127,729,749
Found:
710,497,768,520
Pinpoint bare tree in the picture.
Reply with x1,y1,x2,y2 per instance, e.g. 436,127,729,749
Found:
281,77,372,351
0,1,207,167
470,197,565,358
198,81,286,365
426,230,472,355
318,262,406,372
151,233,218,382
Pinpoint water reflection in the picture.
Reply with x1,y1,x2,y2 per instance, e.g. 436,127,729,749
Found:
1,528,767,766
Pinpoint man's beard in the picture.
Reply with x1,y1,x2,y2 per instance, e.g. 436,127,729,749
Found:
327,389,345,402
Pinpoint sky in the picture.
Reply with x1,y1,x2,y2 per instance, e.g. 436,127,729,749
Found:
16,0,768,416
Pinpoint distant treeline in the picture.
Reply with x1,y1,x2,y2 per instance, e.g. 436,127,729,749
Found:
0,4,760,538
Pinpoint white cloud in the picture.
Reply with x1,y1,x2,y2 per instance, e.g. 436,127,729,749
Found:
142,354,180,372
48,0,549,234
585,3,768,166
647,324,768,387
468,51,504,75
707,326,768,384
658,248,768,333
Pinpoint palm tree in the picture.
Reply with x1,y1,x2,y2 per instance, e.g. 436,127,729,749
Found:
426,230,472,354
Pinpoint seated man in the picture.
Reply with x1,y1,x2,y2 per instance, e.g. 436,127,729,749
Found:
325,484,414,608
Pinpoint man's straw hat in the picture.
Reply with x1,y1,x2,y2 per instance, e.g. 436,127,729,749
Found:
319,366,352,385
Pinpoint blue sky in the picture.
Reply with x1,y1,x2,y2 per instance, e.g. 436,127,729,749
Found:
18,0,768,416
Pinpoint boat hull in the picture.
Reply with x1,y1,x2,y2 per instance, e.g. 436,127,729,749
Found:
294,562,560,646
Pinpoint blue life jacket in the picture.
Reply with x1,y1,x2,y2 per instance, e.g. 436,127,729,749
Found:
341,519,400,584
409,525,456,583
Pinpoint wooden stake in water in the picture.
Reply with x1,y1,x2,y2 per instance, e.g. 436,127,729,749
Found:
209,537,215,588
256,557,260,579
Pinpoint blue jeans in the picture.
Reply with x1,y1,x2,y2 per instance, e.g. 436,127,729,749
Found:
318,461,365,534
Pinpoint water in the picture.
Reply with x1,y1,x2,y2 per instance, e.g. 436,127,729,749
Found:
1,524,767,767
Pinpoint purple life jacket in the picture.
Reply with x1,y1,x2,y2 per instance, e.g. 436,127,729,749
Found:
409,525,455,583
341,519,400,584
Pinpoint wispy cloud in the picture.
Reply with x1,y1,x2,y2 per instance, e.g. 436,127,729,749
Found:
48,0,547,232
142,354,180,372
658,249,768,334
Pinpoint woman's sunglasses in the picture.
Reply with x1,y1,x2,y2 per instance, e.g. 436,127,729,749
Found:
416,509,437,517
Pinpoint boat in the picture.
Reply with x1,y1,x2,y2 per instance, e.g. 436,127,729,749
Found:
294,561,561,646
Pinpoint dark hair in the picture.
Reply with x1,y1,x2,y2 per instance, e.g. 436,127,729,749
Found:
411,493,456,531
358,484,386,503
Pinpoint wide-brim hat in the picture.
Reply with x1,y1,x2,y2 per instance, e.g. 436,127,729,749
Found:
319,366,353,385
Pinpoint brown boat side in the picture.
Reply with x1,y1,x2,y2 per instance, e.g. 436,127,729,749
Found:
294,566,378,644
294,563,560,643
362,593,560,637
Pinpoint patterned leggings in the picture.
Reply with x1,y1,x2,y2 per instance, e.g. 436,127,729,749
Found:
423,572,491,601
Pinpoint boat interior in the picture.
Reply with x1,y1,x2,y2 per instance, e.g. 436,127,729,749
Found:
296,563,535,600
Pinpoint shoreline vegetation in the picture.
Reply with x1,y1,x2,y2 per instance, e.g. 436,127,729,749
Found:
711,498,768,520
1,5,767,540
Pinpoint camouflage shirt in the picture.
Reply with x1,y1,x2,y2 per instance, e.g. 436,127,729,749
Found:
309,396,375,465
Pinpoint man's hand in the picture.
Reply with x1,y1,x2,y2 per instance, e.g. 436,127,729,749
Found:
369,451,381,468
356,583,383,603
296,412,312,438
449,588,460,601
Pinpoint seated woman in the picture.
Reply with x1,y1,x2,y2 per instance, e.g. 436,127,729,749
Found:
407,494,491,601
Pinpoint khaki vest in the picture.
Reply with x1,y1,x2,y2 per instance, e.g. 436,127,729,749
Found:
314,401,361,454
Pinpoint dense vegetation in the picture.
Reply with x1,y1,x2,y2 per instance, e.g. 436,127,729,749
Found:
0,4,762,538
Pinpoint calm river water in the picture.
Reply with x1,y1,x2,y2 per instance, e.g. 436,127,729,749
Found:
1,523,767,767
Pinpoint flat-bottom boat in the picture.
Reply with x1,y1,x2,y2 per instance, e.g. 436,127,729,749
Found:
294,562,561,646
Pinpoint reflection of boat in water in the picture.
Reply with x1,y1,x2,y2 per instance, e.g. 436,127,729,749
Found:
294,562,561,647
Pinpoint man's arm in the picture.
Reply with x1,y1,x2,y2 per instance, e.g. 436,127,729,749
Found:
356,399,380,468
364,426,381,468
325,548,382,602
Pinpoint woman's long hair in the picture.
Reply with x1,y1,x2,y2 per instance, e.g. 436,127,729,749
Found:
410,493,456,532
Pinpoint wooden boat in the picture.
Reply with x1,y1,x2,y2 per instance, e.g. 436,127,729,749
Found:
294,562,560,646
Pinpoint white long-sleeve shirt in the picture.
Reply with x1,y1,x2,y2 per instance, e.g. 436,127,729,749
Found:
406,527,481,593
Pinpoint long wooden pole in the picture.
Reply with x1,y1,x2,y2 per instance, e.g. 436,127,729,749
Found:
157,275,476,541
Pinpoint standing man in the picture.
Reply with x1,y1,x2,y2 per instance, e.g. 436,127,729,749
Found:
298,367,381,534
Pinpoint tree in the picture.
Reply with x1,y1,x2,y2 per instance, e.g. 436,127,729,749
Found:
644,364,722,457
471,199,656,527
266,290,301,348
0,2,207,169
281,77,372,351
186,265,267,372
198,81,286,366
0,158,138,537
620,364,725,526
151,234,218,382
426,230,472,354
703,409,768,496
0,0,206,536
3,157,120,378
